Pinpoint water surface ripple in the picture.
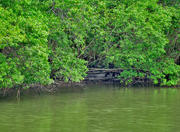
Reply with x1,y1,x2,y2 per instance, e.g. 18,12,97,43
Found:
0,85,180,132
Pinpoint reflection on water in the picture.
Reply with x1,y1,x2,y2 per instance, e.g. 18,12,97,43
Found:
0,85,180,132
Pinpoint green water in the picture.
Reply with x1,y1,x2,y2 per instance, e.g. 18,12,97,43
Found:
0,85,180,132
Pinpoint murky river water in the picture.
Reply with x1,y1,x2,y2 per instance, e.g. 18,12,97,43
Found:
0,84,180,132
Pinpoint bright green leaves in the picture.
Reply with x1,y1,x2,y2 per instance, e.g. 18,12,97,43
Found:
101,0,180,86
0,0,179,89
47,0,179,86
0,7,24,49
0,0,89,89
0,0,52,89
0,54,24,88
18,45,52,85
50,45,88,82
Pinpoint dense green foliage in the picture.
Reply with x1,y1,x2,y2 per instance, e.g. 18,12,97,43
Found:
0,0,179,89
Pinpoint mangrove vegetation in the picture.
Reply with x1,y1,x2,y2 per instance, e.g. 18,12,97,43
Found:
0,0,180,91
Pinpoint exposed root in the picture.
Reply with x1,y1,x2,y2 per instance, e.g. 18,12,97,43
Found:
3,88,7,96
16,88,21,101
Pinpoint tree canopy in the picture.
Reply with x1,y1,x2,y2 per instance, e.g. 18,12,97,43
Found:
0,0,179,89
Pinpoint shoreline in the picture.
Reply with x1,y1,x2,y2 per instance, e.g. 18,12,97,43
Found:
1,80,180,98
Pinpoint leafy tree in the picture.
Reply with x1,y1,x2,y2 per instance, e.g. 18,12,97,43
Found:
0,0,179,90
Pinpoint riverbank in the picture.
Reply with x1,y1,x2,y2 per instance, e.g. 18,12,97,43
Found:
0,81,85,98
0,68,180,98
1,79,179,99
